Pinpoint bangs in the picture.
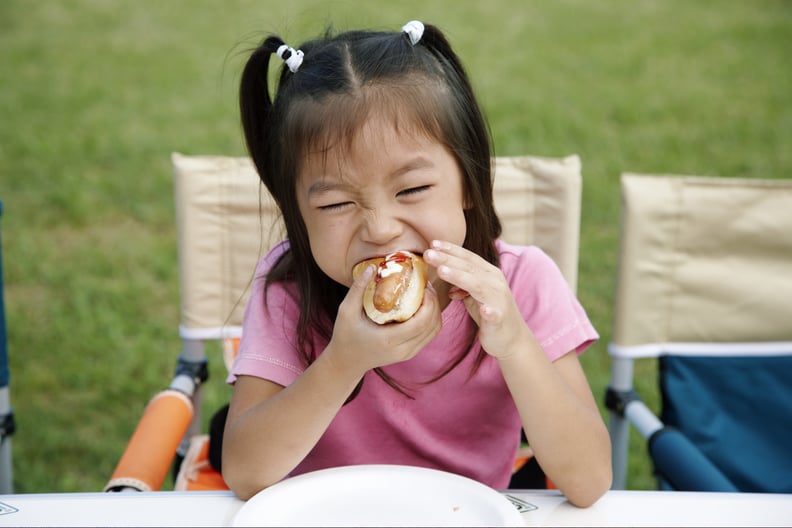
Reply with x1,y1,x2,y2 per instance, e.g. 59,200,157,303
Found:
284,76,453,175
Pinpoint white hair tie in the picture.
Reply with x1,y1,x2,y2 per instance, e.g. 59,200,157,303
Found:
276,43,304,73
401,20,424,46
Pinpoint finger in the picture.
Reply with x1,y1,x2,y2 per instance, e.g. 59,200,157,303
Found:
413,287,443,343
430,239,466,255
435,259,487,300
427,240,474,266
342,264,374,314
351,264,375,291
448,285,470,301
424,248,475,287
426,242,507,311
462,295,481,326
427,241,488,280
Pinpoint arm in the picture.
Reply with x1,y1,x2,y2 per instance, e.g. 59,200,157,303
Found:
423,240,611,507
498,346,612,507
222,355,363,500
222,265,442,500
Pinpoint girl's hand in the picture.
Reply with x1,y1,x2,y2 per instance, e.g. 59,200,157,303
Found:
327,264,443,376
423,240,530,359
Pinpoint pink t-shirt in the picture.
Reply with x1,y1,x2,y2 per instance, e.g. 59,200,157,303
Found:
228,239,598,489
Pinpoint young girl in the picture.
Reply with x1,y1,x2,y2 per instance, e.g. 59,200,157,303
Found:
223,20,612,507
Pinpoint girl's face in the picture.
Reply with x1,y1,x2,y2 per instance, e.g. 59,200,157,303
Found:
296,115,467,300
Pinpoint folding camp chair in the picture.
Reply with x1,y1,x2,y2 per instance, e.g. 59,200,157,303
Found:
605,173,792,493
105,152,585,492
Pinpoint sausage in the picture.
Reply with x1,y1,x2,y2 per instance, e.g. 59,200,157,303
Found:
373,253,414,312
352,250,428,324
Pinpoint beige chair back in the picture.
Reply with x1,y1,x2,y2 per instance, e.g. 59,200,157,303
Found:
612,173,792,348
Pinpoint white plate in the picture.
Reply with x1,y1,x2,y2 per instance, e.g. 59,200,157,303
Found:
232,464,526,527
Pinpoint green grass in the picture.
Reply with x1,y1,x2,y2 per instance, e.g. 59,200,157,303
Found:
2,0,790,493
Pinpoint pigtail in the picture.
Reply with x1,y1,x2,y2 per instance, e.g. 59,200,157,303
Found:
420,24,491,167
418,25,469,86
239,37,286,178
240,35,345,384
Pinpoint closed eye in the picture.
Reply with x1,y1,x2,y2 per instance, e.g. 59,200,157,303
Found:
318,201,353,211
397,185,432,198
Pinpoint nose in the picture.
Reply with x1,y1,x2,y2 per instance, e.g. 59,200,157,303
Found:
361,207,403,246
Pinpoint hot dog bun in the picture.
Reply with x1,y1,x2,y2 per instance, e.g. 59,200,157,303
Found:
352,250,428,324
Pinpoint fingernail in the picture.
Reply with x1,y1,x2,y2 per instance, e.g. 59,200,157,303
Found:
360,264,374,279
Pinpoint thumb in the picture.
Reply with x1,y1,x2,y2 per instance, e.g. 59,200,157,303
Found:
349,263,375,299
341,263,374,319
462,294,482,327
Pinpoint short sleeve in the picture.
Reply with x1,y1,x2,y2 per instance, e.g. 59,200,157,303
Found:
226,241,308,386
497,240,599,362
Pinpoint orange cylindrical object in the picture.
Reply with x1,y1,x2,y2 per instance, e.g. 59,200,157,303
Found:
222,337,241,371
105,389,194,491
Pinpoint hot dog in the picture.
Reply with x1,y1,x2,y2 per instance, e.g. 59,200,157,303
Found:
352,250,428,324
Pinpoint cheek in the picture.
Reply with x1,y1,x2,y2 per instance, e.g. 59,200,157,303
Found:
427,194,467,244
445,208,468,246
306,218,354,285
308,239,345,286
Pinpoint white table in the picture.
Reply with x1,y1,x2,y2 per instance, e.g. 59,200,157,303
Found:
1,489,791,527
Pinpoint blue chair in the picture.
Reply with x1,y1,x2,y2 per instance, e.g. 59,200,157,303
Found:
605,174,792,493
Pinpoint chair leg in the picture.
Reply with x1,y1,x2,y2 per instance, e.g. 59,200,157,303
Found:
606,355,636,490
